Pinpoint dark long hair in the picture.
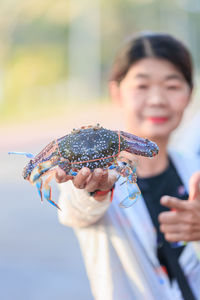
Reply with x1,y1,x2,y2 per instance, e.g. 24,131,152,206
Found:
110,32,193,89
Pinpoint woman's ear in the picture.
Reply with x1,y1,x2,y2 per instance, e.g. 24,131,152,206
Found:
109,81,122,106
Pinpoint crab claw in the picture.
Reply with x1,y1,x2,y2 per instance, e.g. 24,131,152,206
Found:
120,130,159,157
119,182,141,208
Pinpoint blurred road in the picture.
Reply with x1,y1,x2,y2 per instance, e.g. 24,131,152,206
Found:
0,151,93,300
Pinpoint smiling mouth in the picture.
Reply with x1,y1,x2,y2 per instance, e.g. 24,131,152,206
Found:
147,117,169,124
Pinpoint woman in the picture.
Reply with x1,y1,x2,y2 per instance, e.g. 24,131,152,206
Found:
56,33,200,300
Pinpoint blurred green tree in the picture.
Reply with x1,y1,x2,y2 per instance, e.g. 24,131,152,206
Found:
0,0,199,123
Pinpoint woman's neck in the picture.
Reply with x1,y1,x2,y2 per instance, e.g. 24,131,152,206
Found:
136,139,169,178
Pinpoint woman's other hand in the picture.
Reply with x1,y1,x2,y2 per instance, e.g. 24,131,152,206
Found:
159,171,200,242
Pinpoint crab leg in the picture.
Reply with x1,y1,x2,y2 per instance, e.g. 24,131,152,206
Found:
33,169,61,209
28,159,70,209
35,179,43,202
8,151,34,158
31,166,61,209
43,170,61,210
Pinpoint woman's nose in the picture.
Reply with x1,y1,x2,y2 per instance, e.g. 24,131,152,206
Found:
147,86,166,106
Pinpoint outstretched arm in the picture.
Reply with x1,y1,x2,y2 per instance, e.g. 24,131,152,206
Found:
56,167,117,228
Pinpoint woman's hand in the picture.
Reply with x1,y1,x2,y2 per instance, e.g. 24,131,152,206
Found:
55,167,117,200
158,171,200,242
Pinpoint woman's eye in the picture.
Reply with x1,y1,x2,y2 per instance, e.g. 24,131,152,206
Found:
166,85,180,90
137,85,148,89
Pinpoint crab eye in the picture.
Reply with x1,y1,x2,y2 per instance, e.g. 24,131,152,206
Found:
29,160,34,166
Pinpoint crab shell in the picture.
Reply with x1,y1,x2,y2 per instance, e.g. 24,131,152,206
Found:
23,125,159,180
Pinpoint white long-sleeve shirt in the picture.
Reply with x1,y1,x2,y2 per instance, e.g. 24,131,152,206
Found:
58,151,200,300
177,111,200,156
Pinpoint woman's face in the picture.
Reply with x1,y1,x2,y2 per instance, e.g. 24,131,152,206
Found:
110,58,191,141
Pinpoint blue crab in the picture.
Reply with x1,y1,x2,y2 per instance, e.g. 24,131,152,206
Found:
9,125,159,209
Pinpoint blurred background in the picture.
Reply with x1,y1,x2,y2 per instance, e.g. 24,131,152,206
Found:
0,0,200,299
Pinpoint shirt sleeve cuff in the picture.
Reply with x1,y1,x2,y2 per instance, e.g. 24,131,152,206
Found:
58,181,112,227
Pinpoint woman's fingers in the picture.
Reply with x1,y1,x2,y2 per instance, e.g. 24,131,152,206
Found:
189,171,200,201
160,195,188,210
55,167,91,184
160,222,199,234
55,167,74,183
73,168,91,189
162,231,200,242
55,166,117,194
84,169,105,192
75,168,117,192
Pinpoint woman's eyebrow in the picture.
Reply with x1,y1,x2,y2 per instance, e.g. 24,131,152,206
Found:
165,74,183,81
133,73,184,81
134,73,149,79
